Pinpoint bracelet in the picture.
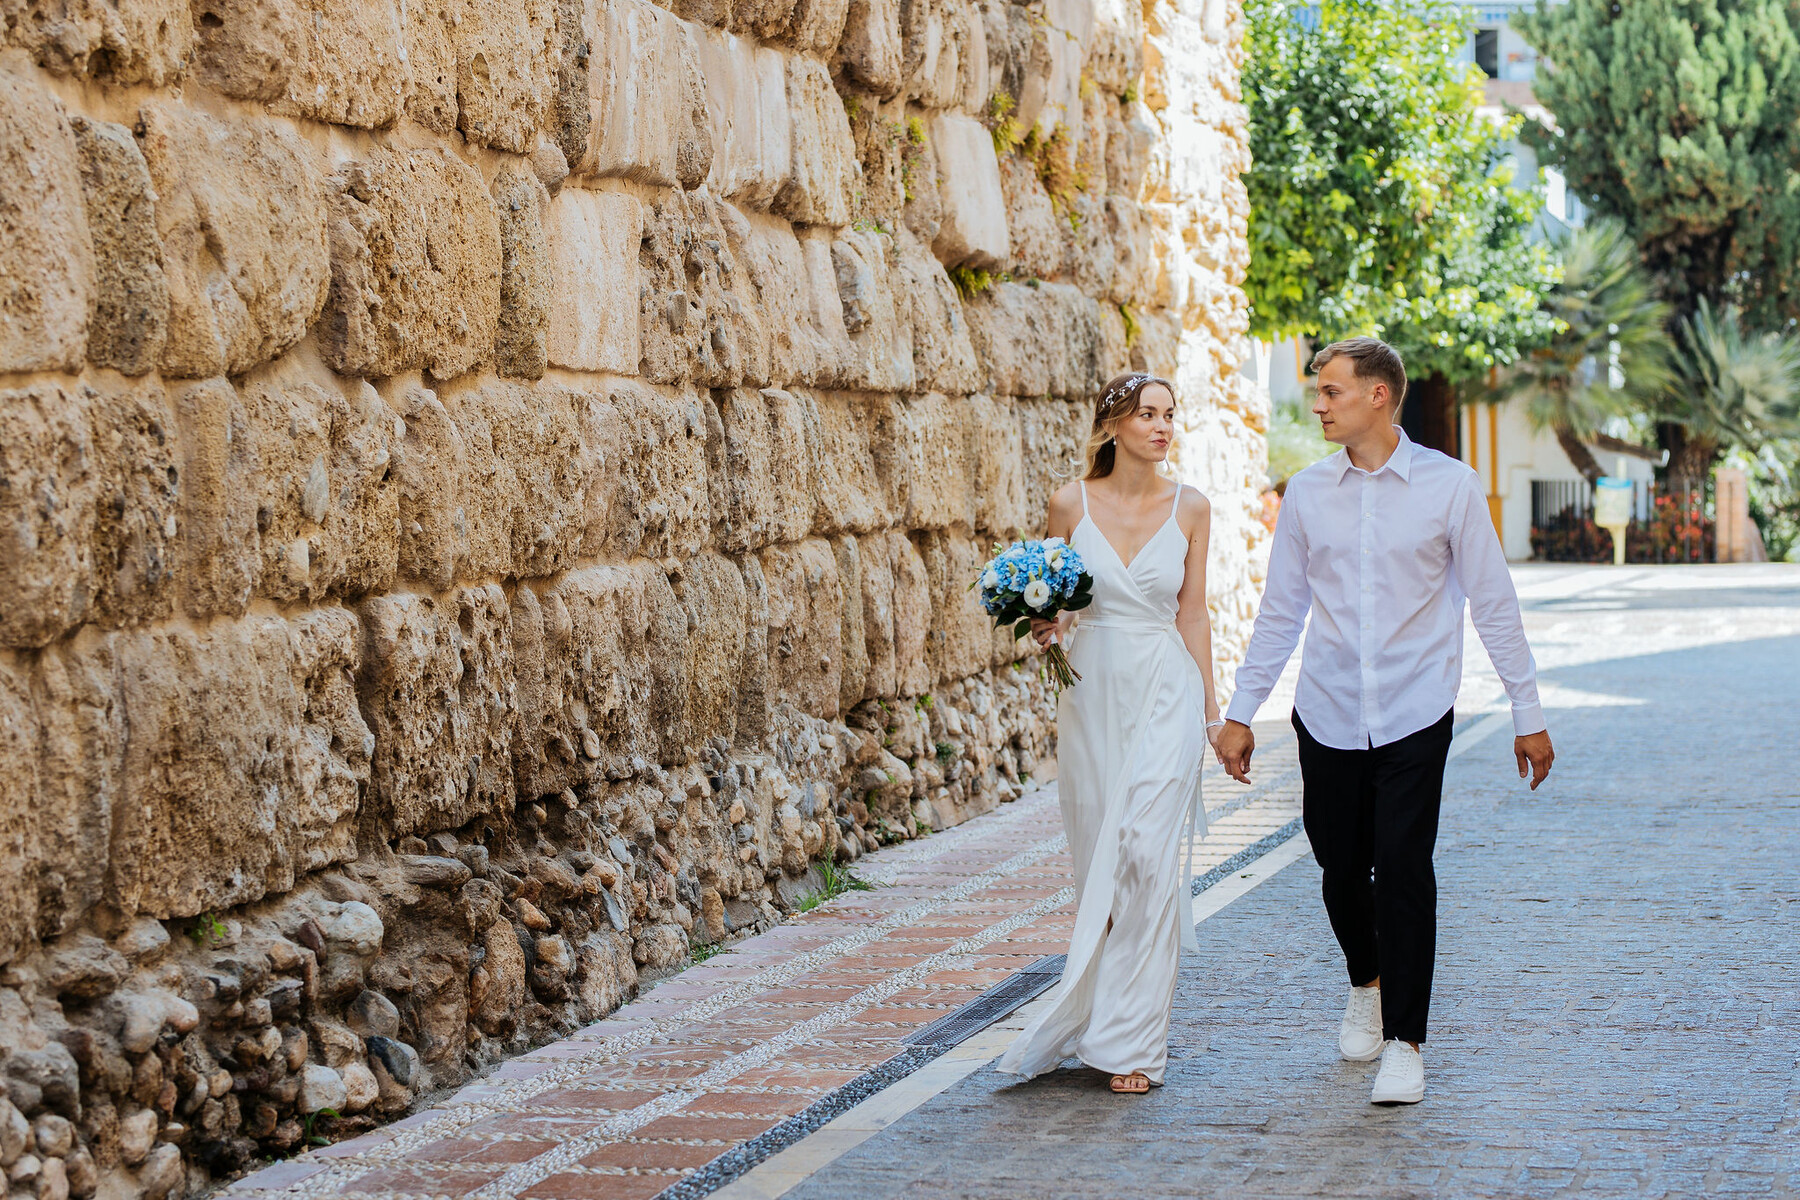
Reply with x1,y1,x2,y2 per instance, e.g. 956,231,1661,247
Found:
1205,719,1225,731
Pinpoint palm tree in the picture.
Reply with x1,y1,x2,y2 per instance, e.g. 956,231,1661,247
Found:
1472,218,1671,484
1660,298,1800,483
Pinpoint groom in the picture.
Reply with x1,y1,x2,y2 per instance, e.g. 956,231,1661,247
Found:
1215,337,1554,1105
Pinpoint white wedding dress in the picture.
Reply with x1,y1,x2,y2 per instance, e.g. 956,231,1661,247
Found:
997,480,1208,1085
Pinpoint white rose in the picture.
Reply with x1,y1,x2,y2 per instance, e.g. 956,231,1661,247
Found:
1023,579,1052,609
1046,547,1065,570
1043,536,1066,550
981,567,1000,589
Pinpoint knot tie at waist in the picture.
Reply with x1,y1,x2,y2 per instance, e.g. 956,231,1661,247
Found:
1079,618,1178,636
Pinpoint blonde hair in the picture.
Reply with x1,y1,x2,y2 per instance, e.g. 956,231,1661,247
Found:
1311,337,1408,416
1082,372,1175,478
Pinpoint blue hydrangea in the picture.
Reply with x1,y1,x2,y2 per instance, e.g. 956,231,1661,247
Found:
976,537,1089,617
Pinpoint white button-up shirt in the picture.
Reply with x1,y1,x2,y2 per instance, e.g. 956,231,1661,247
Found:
1225,430,1545,749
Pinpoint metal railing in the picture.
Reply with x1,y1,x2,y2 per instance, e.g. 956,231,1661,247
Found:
1529,478,1715,564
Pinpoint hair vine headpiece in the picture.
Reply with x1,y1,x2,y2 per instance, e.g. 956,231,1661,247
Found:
1098,372,1153,413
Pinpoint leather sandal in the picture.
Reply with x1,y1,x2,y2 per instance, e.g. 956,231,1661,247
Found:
1109,1072,1151,1094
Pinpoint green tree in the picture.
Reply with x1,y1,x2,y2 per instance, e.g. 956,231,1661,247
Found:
1660,299,1800,481
1244,0,1559,419
1515,0,1800,330
1471,218,1672,484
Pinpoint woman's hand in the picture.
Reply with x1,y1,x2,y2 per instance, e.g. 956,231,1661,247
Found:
1030,611,1073,649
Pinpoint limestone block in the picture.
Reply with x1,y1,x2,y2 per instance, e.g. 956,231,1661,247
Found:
966,281,1103,399
358,586,516,839
25,632,121,941
0,69,91,374
0,654,40,965
403,0,459,134
452,379,596,578
2,0,190,85
69,117,166,377
1106,196,1155,307
721,209,848,387
97,608,371,918
698,31,791,210
0,384,99,647
139,103,329,380
731,0,846,51
240,378,400,604
808,393,890,536
1068,193,1115,297
854,528,931,699
916,530,991,683
969,394,1028,538
580,0,712,189
764,389,821,541
639,188,763,387
172,378,258,620
668,552,750,753
900,0,971,109
760,539,843,720
835,0,901,95
320,146,502,382
390,385,466,590
998,152,1066,282
544,188,642,374
1086,0,1143,93
958,0,990,110
491,165,551,380
897,393,973,530
1109,99,1156,197
929,115,1008,270
452,0,559,152
778,56,857,227
711,388,816,552
1018,396,1086,520
191,0,405,128
550,0,592,168
1016,0,1090,138
831,537,868,710
734,554,772,740
830,229,914,391
895,231,984,395
528,565,660,775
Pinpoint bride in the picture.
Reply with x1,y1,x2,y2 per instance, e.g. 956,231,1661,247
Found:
996,372,1223,1094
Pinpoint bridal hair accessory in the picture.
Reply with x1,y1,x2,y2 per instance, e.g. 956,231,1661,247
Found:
1098,372,1153,414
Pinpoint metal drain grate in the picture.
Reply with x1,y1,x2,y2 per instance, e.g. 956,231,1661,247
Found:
902,953,1067,1048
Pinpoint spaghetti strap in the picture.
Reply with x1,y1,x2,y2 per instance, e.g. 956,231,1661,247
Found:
1169,482,1182,518
1079,480,1090,519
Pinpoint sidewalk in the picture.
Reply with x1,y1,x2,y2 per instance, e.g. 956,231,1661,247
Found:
224,743,1306,1200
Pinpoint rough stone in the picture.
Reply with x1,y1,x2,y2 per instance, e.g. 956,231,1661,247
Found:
778,56,858,227
191,0,406,128
0,68,91,374
579,0,712,188
491,164,552,379
319,146,502,381
68,116,166,376
138,102,329,380
544,188,642,374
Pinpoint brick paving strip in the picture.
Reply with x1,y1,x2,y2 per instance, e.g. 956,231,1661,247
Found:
224,741,1308,1200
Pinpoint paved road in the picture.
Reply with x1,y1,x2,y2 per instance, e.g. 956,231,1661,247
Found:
781,565,1800,1199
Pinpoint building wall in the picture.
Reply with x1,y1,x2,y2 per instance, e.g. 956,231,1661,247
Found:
0,0,1264,1192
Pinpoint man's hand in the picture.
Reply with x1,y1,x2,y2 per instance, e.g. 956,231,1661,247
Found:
1215,720,1255,784
1514,730,1554,790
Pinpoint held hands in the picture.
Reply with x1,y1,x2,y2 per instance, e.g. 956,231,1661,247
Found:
1514,730,1554,790
1215,720,1254,784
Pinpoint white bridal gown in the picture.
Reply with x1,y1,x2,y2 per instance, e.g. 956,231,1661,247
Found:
997,480,1208,1085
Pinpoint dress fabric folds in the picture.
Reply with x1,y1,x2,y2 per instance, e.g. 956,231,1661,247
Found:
997,482,1207,1085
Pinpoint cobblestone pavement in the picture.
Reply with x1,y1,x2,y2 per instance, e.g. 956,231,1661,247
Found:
226,704,1306,1200
773,565,1800,1200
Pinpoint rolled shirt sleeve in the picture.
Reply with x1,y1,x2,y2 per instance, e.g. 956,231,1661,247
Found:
1449,474,1546,736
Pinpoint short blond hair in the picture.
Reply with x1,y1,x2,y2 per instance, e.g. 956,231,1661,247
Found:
1311,337,1407,415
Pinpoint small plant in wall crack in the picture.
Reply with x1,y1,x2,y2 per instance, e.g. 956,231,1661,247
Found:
303,1108,340,1147
949,265,1012,299
985,91,1024,156
186,912,227,947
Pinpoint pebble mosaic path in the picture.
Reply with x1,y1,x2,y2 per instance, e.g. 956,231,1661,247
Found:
226,722,1308,1200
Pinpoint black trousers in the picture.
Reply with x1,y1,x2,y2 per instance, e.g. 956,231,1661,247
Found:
1292,707,1454,1045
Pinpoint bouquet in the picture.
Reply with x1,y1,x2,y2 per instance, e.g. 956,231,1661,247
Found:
972,538,1095,692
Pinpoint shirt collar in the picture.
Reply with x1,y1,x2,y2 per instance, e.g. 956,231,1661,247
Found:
1332,428,1416,484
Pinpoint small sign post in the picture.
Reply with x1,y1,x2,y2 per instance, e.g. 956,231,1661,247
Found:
1594,477,1633,566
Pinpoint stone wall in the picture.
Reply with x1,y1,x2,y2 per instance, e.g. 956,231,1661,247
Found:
0,0,1265,1191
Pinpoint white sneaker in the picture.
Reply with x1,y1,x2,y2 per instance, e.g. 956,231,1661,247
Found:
1338,984,1383,1061
1370,1040,1425,1105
